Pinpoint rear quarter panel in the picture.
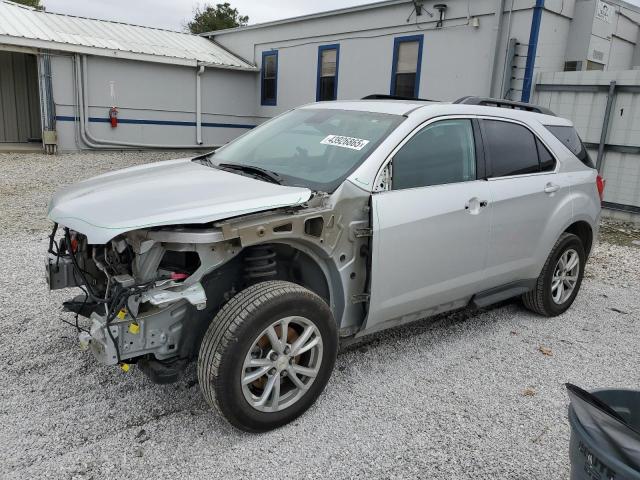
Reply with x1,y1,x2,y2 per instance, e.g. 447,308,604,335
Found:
529,121,600,276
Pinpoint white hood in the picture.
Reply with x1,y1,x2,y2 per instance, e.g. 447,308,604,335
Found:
48,158,312,244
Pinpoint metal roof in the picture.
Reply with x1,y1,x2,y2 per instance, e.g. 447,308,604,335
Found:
0,0,256,70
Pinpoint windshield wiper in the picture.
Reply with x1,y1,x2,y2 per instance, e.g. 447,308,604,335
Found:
218,163,282,185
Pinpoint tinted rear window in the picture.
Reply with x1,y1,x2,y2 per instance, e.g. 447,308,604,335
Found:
482,120,540,177
545,125,594,168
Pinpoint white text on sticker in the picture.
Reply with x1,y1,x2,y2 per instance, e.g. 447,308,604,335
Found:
321,135,370,151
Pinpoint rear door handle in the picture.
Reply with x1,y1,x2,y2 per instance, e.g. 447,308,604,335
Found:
544,183,560,194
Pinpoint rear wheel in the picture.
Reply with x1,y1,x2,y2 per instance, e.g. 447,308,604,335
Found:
197,281,337,432
522,233,586,317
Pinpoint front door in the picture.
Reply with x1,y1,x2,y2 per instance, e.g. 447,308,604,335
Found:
365,118,491,332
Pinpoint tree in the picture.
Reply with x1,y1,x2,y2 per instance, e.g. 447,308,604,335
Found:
187,3,248,34
11,0,43,9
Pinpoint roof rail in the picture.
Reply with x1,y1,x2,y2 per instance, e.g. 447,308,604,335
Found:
361,94,438,102
453,96,556,116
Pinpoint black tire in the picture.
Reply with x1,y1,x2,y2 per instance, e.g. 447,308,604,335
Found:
197,280,338,432
522,232,586,317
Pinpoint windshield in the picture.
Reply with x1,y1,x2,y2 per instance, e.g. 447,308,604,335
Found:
206,108,404,191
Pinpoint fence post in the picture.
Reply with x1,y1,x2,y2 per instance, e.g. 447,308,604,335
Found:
597,81,617,172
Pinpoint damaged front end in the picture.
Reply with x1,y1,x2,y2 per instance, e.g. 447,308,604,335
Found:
46,222,239,380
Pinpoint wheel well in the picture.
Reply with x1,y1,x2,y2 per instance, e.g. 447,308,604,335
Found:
258,243,331,304
564,221,593,256
179,243,331,361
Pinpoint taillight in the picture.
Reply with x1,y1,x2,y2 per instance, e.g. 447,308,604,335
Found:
596,174,605,203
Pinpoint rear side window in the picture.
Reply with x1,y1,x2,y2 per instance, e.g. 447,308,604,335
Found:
482,120,540,177
545,125,594,168
536,138,556,172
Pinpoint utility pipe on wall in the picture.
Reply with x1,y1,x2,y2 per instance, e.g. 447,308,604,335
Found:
196,65,205,145
521,0,544,103
75,54,219,150
488,0,507,98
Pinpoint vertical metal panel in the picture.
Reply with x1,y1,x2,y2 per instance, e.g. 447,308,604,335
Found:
0,51,41,142
12,52,30,142
533,71,640,211
25,53,41,139
0,51,19,142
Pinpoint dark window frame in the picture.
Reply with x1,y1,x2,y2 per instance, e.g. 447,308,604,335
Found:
316,44,340,101
479,119,558,178
390,34,424,98
261,50,278,106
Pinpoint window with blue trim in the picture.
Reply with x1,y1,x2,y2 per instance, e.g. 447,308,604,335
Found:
391,35,423,98
316,44,339,101
261,51,278,105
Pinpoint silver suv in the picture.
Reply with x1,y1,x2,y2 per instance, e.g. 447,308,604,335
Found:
46,97,603,431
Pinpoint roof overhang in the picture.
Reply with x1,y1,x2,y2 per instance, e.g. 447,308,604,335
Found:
0,35,259,70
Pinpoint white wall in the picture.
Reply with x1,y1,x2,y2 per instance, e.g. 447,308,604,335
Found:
51,55,260,151
214,0,512,117
212,0,585,112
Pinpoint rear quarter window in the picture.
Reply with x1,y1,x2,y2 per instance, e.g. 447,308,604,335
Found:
545,125,594,168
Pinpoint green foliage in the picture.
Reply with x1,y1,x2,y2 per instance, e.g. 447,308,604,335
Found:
11,0,43,8
187,2,249,34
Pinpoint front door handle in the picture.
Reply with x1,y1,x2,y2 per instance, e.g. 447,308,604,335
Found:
544,183,560,194
465,198,488,214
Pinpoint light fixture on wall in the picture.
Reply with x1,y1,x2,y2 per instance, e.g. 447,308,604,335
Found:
411,0,433,18
434,3,448,28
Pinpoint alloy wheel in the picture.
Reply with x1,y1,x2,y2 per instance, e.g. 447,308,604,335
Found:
241,316,323,413
551,248,580,304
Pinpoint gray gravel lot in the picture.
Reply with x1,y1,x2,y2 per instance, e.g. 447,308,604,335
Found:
1,151,639,479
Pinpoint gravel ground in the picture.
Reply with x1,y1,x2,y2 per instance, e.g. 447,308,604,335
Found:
1,151,639,479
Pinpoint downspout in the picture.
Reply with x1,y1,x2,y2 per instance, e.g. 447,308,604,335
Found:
75,54,107,150
489,0,507,97
77,55,219,149
196,65,205,145
521,0,544,103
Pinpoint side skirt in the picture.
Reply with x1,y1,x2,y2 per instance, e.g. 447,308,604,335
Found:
470,279,536,309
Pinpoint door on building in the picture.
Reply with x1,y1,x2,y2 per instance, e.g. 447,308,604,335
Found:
366,118,491,331
0,51,41,143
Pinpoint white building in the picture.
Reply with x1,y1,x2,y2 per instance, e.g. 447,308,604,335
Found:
0,0,639,216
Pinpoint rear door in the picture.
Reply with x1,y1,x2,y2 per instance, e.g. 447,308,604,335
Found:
365,117,491,332
480,118,570,287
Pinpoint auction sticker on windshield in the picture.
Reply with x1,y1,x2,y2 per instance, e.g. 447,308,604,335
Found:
321,135,370,151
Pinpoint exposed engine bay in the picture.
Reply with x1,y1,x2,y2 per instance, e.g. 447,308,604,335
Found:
46,182,371,383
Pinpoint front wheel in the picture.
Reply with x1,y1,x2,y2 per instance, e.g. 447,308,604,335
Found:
522,232,586,317
197,281,337,432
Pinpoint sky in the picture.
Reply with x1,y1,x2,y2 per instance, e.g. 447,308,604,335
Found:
41,0,381,32
38,0,640,33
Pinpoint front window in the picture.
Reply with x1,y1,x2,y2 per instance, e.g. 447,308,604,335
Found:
206,108,403,192
392,119,477,190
